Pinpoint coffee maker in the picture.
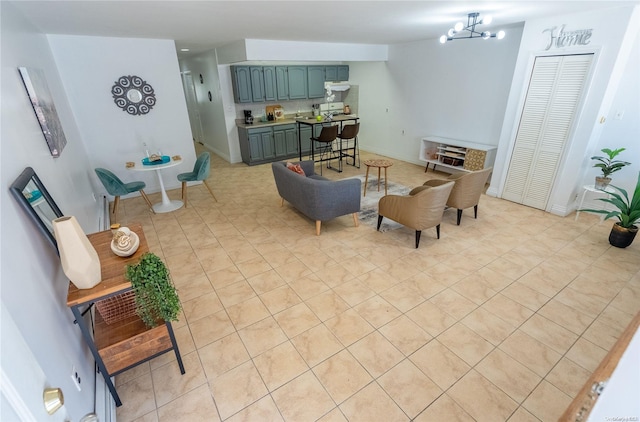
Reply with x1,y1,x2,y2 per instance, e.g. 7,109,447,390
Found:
243,110,254,124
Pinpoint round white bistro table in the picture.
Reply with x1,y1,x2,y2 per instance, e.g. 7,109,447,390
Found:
129,157,184,213
575,184,615,221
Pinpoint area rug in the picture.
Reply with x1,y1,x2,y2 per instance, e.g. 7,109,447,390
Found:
354,175,413,231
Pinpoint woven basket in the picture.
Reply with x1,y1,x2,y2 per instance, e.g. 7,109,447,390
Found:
95,290,137,325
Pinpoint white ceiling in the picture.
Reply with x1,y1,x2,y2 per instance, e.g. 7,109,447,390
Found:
9,0,638,56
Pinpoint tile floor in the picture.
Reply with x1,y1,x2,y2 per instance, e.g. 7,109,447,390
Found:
113,147,639,421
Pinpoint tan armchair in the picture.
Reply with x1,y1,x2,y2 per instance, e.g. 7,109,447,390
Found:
423,167,492,225
377,180,454,248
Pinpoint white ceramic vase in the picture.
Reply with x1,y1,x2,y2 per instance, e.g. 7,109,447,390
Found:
52,216,101,289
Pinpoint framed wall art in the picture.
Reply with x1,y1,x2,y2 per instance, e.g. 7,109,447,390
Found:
18,67,68,157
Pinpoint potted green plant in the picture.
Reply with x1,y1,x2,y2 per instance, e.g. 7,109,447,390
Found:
591,147,631,189
125,252,181,327
581,171,640,248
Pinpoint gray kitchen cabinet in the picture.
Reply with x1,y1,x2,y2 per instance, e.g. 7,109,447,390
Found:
273,126,288,157
337,65,349,81
250,66,265,102
287,66,307,100
324,66,338,81
307,66,325,98
274,124,299,158
263,66,277,102
231,66,252,103
299,125,313,156
275,66,289,100
239,126,270,164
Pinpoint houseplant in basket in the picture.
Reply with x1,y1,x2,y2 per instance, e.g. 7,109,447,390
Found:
125,252,181,327
581,171,640,248
591,147,631,189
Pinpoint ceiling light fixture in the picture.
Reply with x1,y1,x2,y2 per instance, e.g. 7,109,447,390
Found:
180,48,190,52
439,12,505,44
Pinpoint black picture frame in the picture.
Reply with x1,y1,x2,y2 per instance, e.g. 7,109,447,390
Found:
10,167,64,253
199,74,204,84
208,91,212,101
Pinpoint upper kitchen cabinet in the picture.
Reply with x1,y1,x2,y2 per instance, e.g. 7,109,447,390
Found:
337,65,349,81
263,66,277,102
250,66,265,102
287,66,308,100
324,65,349,81
307,66,325,98
231,66,252,103
275,67,289,100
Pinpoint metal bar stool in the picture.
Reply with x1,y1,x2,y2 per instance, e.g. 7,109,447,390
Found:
338,122,360,168
310,125,340,174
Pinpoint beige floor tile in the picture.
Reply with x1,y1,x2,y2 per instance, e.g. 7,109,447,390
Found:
555,286,608,317
174,274,214,303
274,259,314,283
485,256,530,281
461,307,516,345
271,371,335,421
237,317,288,357
379,280,428,313
437,323,494,367
225,395,283,422
609,286,640,315
357,268,400,293
306,290,350,321
198,333,250,380
581,318,622,351
537,300,594,335
476,349,541,403
216,280,257,308
325,309,375,347
130,411,158,422
259,285,301,314
115,373,157,422
378,359,442,419
339,381,408,421
209,360,268,420
499,330,562,377
348,331,403,378
406,301,457,337
414,394,474,422
405,273,448,299
189,310,236,349
226,296,271,330
410,339,471,391
343,255,378,277
423,262,470,287
452,275,498,305
246,269,287,295
429,289,477,320
501,282,550,312
482,294,534,327
253,341,309,391
333,279,376,307
116,361,150,386
379,315,433,356
316,407,347,422
315,263,357,288
235,255,273,279
291,324,344,367
565,337,608,372
205,265,245,290
522,381,572,421
353,295,402,328
507,406,541,422
182,291,224,323
157,384,219,422
448,370,519,422
274,302,321,338
545,357,591,398
313,349,373,404
597,306,635,333
520,313,578,354
151,351,207,407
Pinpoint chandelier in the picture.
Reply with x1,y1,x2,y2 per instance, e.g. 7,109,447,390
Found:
440,12,505,43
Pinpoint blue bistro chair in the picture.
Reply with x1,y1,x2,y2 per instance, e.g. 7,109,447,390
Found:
95,168,154,223
177,152,217,207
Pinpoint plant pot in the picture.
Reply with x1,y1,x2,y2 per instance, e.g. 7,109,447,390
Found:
595,176,611,190
608,223,638,248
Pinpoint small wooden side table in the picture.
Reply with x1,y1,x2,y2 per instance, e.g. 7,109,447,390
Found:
363,159,393,197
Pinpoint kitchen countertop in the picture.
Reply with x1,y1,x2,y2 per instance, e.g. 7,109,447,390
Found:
236,114,359,129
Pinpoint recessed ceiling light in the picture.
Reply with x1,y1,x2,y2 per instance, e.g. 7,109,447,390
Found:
180,48,190,52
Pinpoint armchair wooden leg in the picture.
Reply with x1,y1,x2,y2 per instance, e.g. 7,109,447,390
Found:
112,196,120,224
139,190,155,214
474,204,478,219
352,213,359,227
436,224,441,239
456,209,463,225
377,215,383,231
315,220,321,236
280,197,284,207
182,182,187,208
415,230,422,248
203,180,217,202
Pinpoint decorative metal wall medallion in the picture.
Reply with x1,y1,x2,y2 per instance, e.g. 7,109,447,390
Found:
111,75,156,115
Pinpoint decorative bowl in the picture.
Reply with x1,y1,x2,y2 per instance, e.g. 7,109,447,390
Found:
110,227,140,257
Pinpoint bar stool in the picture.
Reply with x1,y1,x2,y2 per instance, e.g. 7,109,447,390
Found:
311,125,340,174
338,122,360,168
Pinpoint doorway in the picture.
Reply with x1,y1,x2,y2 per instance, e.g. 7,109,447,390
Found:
502,54,594,210
180,72,205,144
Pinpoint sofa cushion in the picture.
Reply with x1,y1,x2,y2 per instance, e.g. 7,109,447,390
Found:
286,162,306,176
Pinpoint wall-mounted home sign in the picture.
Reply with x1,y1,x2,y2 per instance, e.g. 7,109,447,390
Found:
542,25,593,51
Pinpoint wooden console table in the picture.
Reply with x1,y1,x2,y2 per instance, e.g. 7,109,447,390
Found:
66,223,184,406
419,136,497,173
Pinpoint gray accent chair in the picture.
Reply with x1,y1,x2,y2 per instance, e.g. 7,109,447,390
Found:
272,161,361,235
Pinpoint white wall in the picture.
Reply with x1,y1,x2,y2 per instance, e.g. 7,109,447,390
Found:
180,52,233,161
491,5,639,215
349,25,524,165
48,35,197,196
1,3,98,419
244,39,388,62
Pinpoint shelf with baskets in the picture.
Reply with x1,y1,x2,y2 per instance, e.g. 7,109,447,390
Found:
419,136,497,173
66,223,184,407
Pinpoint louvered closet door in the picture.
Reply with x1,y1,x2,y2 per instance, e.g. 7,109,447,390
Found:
503,54,593,209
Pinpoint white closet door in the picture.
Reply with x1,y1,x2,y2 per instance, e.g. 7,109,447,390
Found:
503,54,593,209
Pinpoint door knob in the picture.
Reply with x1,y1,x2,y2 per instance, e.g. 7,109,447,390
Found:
43,387,64,415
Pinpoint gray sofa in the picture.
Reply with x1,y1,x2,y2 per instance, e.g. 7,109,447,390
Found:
271,161,361,235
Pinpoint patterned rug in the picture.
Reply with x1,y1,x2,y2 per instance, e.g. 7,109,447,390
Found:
354,175,412,231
